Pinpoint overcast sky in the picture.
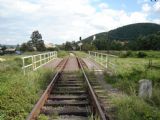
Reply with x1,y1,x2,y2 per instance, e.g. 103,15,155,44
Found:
0,0,160,45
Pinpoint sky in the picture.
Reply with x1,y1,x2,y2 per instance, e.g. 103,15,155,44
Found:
0,0,160,45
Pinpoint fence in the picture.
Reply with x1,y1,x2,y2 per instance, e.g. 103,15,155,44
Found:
88,51,118,73
22,51,57,74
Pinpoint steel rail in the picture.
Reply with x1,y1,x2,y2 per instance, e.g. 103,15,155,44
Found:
77,57,107,120
26,57,69,120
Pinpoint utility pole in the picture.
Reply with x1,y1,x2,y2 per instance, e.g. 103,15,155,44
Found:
78,36,82,51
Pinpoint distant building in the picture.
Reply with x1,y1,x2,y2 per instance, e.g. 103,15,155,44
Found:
4,48,16,54
45,43,56,49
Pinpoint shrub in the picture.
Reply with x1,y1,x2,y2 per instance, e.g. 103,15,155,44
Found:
0,68,53,120
137,52,147,58
114,96,160,120
151,86,160,108
120,51,133,58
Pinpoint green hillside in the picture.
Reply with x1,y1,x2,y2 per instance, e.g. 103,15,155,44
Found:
82,23,160,43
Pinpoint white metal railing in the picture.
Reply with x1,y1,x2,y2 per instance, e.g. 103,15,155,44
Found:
22,51,57,74
88,51,118,73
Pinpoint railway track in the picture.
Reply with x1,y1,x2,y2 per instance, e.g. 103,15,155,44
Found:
27,56,108,120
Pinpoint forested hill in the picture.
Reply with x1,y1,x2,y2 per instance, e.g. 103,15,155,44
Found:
82,23,160,43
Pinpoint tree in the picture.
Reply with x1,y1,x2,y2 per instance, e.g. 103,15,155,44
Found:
65,41,73,50
30,30,46,51
20,43,29,51
20,30,46,51
82,43,97,51
16,44,20,51
1,45,6,51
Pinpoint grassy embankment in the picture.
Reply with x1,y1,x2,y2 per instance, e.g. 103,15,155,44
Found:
103,51,160,120
0,53,57,120
77,51,160,119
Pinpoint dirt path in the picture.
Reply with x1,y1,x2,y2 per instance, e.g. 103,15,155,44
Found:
82,58,104,71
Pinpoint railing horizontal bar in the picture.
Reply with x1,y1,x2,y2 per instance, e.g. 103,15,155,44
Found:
22,64,32,68
22,51,57,75
23,56,33,59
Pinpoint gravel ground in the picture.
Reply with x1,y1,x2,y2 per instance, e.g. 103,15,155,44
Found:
82,58,104,71
82,57,121,94
64,57,79,72
43,58,62,70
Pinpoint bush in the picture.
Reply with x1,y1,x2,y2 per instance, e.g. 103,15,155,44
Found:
0,68,53,120
151,86,160,108
114,96,160,120
120,51,133,58
137,52,147,58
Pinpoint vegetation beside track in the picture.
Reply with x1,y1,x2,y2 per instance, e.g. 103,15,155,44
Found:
77,51,160,119
73,51,88,57
0,55,54,120
57,50,69,58
104,53,160,120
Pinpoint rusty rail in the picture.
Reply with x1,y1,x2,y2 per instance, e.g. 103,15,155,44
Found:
26,57,69,120
27,56,107,120
77,57,107,120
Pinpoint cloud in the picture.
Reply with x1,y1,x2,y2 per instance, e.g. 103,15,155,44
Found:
0,0,159,45
98,3,109,9
142,3,151,12
153,1,160,12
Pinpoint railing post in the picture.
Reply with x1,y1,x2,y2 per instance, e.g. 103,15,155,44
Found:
56,51,57,58
22,58,25,75
34,55,37,69
40,54,42,66
47,53,48,62
45,53,47,63
50,52,51,60
105,55,108,68
101,53,102,65
107,55,109,69
32,56,34,70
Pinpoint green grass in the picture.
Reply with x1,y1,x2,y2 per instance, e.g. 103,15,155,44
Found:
105,58,160,93
90,51,160,119
57,50,69,58
112,95,160,120
74,51,88,57
99,50,160,58
0,55,54,120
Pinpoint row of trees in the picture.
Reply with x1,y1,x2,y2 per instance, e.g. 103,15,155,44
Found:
128,32,160,50
59,31,160,51
91,31,160,50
